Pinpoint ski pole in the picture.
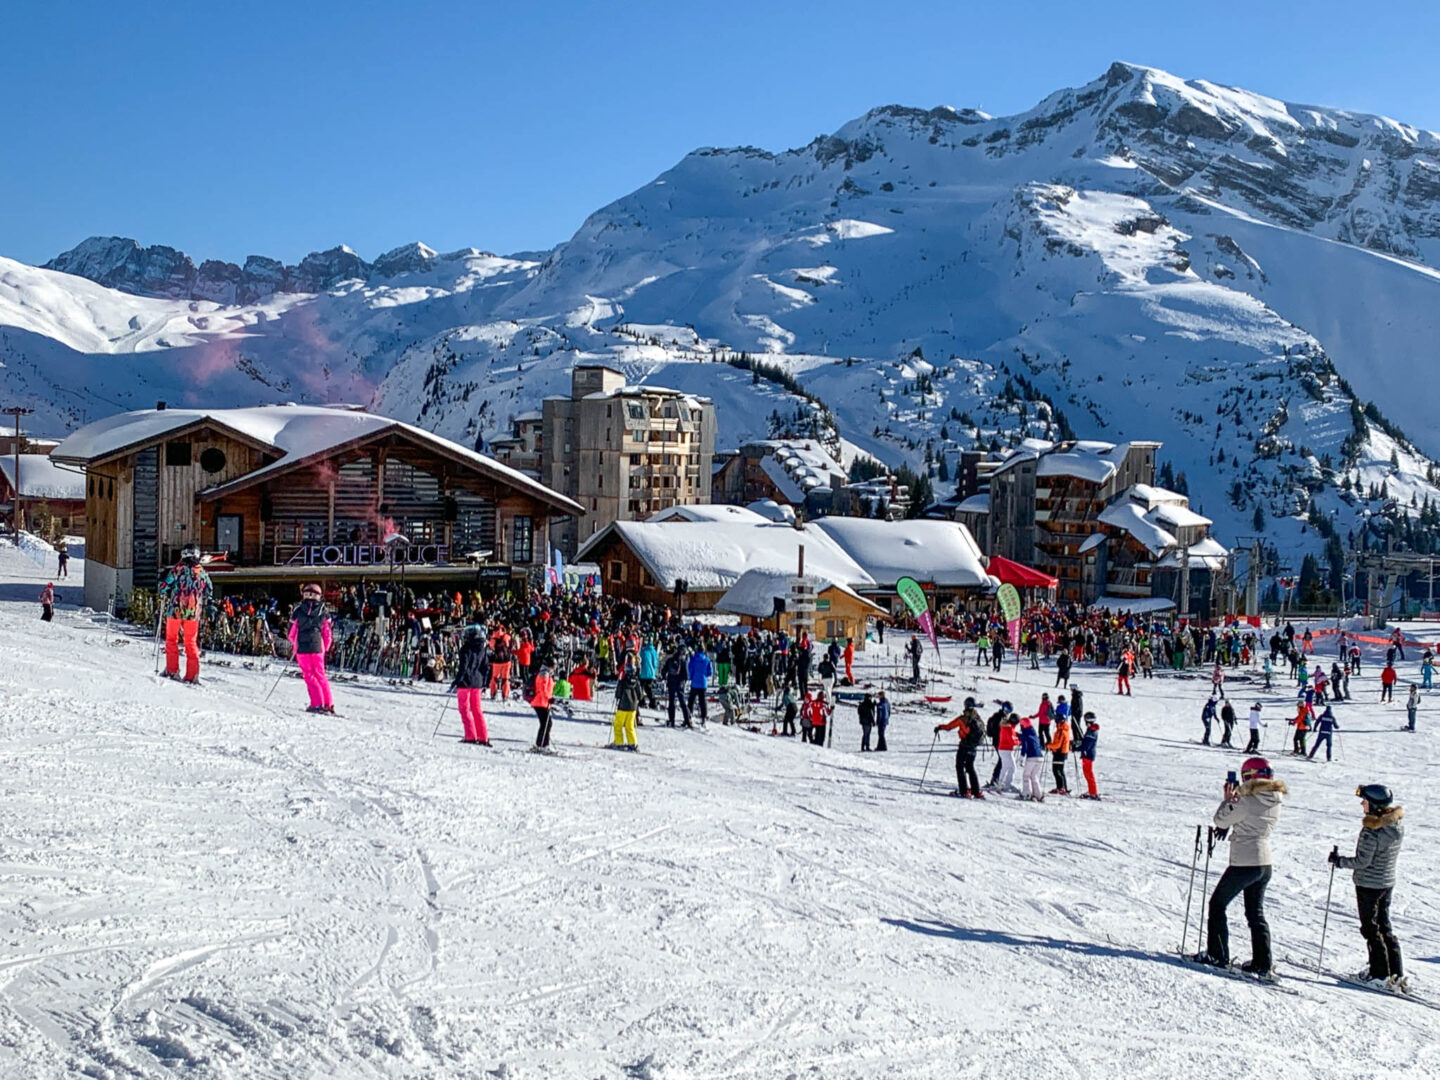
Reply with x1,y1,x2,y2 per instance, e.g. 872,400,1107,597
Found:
264,655,292,703
1198,827,1215,955
1318,847,1338,969
1181,824,1202,954
153,615,164,674
431,694,451,740
918,732,939,792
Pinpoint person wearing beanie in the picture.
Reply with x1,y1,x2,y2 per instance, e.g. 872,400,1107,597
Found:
1328,784,1406,990
157,544,212,684
1078,716,1100,799
1017,715,1046,802
38,581,55,622
452,624,491,745
1196,756,1286,975
1245,703,1264,753
987,710,1019,793
934,697,984,798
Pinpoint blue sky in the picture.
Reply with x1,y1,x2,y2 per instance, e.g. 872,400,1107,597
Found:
6,1,1440,267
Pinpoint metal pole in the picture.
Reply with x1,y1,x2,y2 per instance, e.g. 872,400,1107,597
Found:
3,406,35,541
431,695,451,740
264,657,292,703
1197,827,1214,955
918,732,939,791
1181,824,1202,954
1318,849,1338,969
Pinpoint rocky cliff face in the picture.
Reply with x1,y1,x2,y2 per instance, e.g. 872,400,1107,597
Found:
43,238,445,302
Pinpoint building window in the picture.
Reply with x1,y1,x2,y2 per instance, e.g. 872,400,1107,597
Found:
199,447,228,474
512,515,533,563
609,559,627,582
165,441,192,467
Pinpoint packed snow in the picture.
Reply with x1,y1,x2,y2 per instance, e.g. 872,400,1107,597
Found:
2,543,1438,1077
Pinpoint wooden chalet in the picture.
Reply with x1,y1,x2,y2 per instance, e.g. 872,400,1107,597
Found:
51,404,583,612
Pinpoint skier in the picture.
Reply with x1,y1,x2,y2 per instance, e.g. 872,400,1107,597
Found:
991,634,1005,672
1078,716,1100,799
452,624,491,745
530,662,556,749
858,692,876,751
1309,706,1338,761
1422,654,1434,692
38,581,55,622
1219,699,1237,749
1290,700,1312,756
975,630,991,667
1245,702,1264,753
1262,656,1273,691
875,690,890,751
1056,648,1071,687
1069,686,1085,742
779,685,798,737
287,582,335,715
1036,692,1053,744
1380,662,1398,703
1201,696,1218,746
56,540,69,578
988,710,1019,793
1047,714,1071,795
686,643,712,726
1195,757,1286,976
935,697,984,798
1391,627,1406,662
1211,662,1226,700
157,544,212,684
843,637,856,684
612,664,641,750
817,651,837,699
803,690,830,746
1017,715,1045,802
1404,685,1419,732
663,649,690,727
1329,662,1346,702
1328,784,1406,991
1116,653,1132,696
639,637,660,708
906,635,924,681
488,633,513,700
513,630,535,688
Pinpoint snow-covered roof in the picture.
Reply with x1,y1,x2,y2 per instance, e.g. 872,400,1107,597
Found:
993,439,1139,486
581,384,710,407
647,504,768,524
746,498,795,523
1078,533,1108,554
715,569,884,620
1126,483,1188,509
955,493,990,515
0,455,86,500
755,440,846,505
1152,536,1229,570
1099,500,1178,556
1037,451,1117,484
807,517,990,589
1150,502,1213,530
52,405,583,514
576,520,871,594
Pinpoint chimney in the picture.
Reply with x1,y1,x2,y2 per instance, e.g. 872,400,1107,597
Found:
156,401,167,411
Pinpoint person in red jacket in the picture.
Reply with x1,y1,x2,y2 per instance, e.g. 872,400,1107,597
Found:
1380,662,1398,703
985,713,1020,793
513,631,535,685
843,638,856,684
530,663,556,749
802,691,830,746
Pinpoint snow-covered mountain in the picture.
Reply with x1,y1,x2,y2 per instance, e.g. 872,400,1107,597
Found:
7,61,1440,566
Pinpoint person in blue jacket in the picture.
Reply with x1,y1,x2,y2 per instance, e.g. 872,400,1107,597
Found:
875,691,891,752
1309,706,1339,761
685,643,713,726
1017,716,1046,802
1078,716,1101,799
639,638,660,708
1201,695,1218,746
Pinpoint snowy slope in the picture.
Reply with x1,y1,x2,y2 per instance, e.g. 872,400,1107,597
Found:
7,62,1440,562
3,545,1439,1077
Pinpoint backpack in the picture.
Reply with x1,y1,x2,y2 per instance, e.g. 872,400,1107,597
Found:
523,673,538,701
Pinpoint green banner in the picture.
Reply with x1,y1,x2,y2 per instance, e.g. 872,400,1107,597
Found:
896,576,928,618
997,582,1022,623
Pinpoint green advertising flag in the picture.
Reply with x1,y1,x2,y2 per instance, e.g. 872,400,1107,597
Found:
896,576,928,618
997,583,1022,624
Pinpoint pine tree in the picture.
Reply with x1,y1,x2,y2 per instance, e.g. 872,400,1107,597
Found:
1252,506,1266,532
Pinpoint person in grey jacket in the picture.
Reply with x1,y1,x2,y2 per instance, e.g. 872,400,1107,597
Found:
1329,783,1406,990
1197,756,1286,975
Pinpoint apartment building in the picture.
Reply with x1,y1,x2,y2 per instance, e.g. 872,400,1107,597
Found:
540,366,717,555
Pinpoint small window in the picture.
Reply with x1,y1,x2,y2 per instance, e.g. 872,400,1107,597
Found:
199,447,228,474
165,441,192,467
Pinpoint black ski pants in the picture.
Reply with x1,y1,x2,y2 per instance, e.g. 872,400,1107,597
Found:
956,748,981,797
1051,755,1068,792
686,686,707,724
876,721,888,752
533,705,552,748
1206,864,1272,969
666,685,690,726
1245,727,1261,753
1356,886,1404,979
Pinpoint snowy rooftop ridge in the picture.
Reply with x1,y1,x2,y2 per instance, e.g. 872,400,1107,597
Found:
0,455,86,500
51,404,583,514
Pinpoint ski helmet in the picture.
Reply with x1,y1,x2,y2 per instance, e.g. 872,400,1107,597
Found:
964,697,976,709
1356,783,1393,809
180,543,201,564
1241,757,1273,781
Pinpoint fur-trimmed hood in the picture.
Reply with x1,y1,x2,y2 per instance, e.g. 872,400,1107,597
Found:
1240,778,1288,797
1363,807,1404,830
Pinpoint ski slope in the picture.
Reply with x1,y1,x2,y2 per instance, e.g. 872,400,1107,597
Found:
0,544,1436,1078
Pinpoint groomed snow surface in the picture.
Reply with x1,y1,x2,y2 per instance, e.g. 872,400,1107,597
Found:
1,542,1437,1078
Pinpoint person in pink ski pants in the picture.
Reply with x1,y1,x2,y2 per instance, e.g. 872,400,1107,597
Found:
287,583,335,714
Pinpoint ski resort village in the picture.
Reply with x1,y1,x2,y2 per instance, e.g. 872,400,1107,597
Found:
3,17,1440,1077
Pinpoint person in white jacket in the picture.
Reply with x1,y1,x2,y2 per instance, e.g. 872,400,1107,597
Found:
1244,702,1264,753
1195,756,1286,976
